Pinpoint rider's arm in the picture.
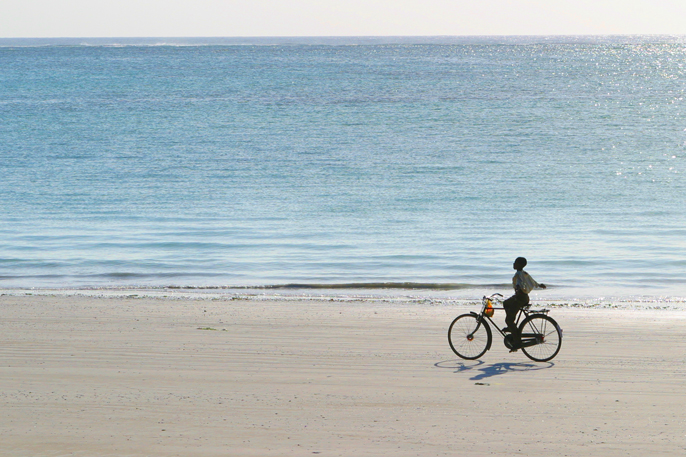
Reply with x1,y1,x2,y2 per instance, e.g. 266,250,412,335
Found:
527,273,546,290
532,276,546,289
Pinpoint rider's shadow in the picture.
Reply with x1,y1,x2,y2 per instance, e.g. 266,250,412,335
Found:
435,360,554,381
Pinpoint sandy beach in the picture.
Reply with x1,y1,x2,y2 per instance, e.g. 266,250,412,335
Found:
1,294,685,456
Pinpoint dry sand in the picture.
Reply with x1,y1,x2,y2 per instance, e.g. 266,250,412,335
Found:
1,294,685,456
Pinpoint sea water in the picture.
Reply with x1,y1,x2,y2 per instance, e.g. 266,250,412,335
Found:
1,36,685,303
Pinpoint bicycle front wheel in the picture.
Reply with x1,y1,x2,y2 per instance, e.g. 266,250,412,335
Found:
448,314,491,360
519,314,562,362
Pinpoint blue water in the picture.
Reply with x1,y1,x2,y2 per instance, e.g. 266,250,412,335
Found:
1,36,686,299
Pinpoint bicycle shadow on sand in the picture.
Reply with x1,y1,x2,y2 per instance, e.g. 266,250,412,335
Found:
435,359,554,381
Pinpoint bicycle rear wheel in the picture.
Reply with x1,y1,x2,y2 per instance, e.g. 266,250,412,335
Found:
448,314,491,360
519,314,562,362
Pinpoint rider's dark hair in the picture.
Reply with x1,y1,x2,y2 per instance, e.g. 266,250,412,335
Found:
514,257,527,269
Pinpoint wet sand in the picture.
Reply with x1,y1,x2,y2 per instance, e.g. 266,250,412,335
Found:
1,294,685,456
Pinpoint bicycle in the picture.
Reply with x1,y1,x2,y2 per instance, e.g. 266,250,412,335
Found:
448,293,563,362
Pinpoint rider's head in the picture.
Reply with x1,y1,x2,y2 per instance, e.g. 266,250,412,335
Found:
513,257,527,270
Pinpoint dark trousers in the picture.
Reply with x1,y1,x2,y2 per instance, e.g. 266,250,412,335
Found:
503,290,530,340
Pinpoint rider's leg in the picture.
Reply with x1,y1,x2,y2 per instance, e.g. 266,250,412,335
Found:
503,295,519,334
505,292,529,348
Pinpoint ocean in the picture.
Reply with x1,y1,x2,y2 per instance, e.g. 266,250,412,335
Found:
1,36,685,303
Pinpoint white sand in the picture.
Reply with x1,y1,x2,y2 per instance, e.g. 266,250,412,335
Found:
1,294,685,456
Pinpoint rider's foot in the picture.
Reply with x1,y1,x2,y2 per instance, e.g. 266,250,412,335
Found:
502,327,511,333
509,340,522,352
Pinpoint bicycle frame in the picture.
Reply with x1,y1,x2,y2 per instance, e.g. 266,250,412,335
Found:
468,294,550,349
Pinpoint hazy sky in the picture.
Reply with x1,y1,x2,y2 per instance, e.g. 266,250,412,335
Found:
3,0,686,38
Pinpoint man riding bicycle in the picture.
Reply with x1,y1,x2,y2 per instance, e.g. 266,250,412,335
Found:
504,257,546,350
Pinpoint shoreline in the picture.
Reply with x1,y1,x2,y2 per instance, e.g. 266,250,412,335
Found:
3,286,686,311
1,294,685,456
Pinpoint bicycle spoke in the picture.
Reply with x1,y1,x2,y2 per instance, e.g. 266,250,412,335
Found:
519,314,562,362
448,314,491,360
